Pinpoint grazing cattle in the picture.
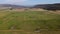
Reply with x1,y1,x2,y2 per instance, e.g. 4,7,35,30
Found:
10,8,13,10
9,25,17,30
35,28,40,33
24,8,28,11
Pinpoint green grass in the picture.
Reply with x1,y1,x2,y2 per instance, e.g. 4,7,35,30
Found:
0,10,60,34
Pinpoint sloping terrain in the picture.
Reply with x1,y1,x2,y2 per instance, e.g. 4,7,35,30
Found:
0,4,25,8
34,3,60,10
0,10,60,34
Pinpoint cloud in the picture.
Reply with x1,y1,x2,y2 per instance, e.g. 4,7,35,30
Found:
0,0,28,4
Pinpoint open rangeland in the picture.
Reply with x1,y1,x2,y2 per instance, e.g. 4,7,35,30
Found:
0,10,60,34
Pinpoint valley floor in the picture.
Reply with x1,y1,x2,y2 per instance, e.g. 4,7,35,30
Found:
0,10,60,34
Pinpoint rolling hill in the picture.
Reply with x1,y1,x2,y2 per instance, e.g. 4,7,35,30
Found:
0,4,25,8
33,3,60,10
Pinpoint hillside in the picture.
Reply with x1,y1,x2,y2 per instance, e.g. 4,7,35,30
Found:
34,3,60,10
0,4,25,8
0,3,60,34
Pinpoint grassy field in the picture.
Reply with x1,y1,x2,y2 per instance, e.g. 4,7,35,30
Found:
0,10,60,34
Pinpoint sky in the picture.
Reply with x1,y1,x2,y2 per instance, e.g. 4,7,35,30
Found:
0,0,60,5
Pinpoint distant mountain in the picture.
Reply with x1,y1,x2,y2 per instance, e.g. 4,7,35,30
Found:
33,3,60,10
0,4,25,8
